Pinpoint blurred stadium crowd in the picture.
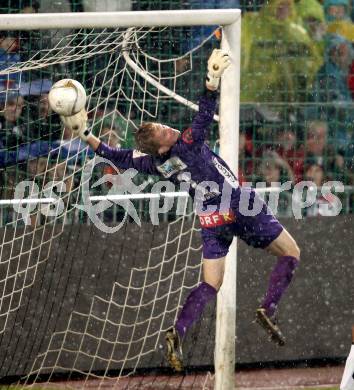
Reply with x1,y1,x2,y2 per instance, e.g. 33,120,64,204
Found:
0,0,353,222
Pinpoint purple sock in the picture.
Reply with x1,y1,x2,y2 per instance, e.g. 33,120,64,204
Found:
261,255,299,317
175,282,217,339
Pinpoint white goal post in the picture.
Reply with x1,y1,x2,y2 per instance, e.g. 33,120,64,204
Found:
0,9,241,390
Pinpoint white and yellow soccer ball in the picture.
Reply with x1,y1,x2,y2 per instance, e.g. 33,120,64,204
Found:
48,79,86,116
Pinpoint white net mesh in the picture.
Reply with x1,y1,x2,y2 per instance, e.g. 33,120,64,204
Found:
0,24,219,386
23,213,202,387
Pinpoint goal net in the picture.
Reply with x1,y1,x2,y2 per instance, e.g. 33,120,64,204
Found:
0,10,240,388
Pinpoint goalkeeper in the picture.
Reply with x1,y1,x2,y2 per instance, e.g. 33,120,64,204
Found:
61,49,300,372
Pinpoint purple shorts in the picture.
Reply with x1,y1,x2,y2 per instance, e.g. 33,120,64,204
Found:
200,191,283,259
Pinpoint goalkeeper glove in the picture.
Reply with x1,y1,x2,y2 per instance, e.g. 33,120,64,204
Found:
206,49,231,91
60,109,91,141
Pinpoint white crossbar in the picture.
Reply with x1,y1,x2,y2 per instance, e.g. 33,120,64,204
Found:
0,10,241,30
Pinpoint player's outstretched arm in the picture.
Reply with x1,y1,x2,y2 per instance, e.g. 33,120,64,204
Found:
187,49,231,144
60,109,157,175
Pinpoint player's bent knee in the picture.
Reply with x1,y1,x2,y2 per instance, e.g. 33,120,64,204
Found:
213,279,223,292
204,277,223,292
288,233,301,259
294,242,301,260
203,257,225,292
267,230,301,259
287,240,300,260
282,230,301,259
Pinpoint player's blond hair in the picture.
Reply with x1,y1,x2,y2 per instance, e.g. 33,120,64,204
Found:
135,122,160,156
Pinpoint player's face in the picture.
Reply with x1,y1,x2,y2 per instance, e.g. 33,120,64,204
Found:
153,123,180,154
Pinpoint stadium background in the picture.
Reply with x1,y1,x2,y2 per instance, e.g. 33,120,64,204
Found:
0,0,353,221
0,0,353,386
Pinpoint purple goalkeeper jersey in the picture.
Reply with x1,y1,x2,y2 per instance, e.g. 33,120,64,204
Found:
95,90,239,209
95,90,284,257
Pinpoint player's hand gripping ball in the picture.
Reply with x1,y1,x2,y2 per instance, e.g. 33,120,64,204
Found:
48,79,86,116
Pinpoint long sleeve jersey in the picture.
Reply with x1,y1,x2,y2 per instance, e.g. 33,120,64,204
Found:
95,90,239,209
